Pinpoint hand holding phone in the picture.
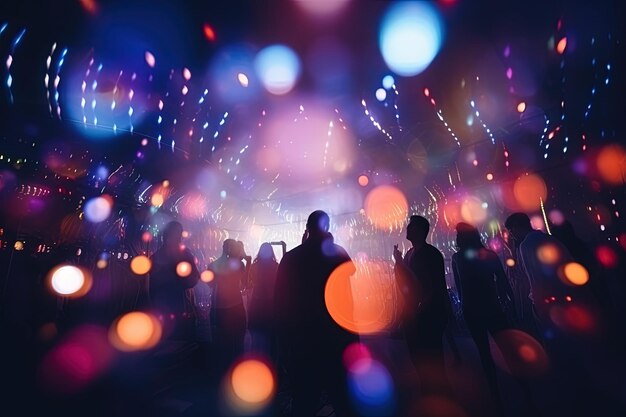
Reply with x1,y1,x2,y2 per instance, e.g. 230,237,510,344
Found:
393,244,403,263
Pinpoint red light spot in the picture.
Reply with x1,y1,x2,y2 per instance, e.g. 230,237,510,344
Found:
203,23,216,42
564,305,595,332
596,245,618,268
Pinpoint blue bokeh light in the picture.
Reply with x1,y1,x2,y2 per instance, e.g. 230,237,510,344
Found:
382,75,395,89
254,44,301,95
379,1,443,77
348,359,396,416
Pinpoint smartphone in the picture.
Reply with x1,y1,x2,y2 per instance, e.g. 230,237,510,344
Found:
269,241,287,260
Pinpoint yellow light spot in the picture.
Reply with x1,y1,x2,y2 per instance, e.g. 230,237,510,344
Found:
486,173,494,181
96,259,108,269
130,255,152,275
517,101,526,113
505,258,515,267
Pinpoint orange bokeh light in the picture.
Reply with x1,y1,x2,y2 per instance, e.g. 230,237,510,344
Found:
201,270,215,283
110,312,161,351
460,196,487,225
358,175,369,187
512,173,547,211
364,185,408,230
536,243,560,264
151,193,164,207
596,144,626,185
561,262,589,285
325,261,395,334
130,255,152,275
231,359,275,404
517,102,526,113
556,37,567,54
176,261,192,277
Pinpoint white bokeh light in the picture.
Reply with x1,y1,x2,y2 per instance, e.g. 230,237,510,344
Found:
51,265,85,296
375,88,387,102
84,196,112,223
293,0,351,17
254,45,301,95
379,1,443,77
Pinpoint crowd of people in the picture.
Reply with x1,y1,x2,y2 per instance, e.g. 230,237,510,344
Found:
2,209,625,417
137,210,624,416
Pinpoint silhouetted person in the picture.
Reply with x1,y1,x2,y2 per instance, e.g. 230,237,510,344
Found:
452,222,515,415
504,213,572,323
551,221,612,319
248,242,279,359
207,239,248,374
505,213,619,416
149,221,200,340
148,221,201,415
393,215,452,398
275,210,358,417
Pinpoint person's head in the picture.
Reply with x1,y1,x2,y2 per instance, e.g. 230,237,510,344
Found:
234,240,246,259
222,238,237,258
306,210,330,238
163,221,183,249
256,242,276,263
551,219,576,240
504,212,533,243
406,215,430,244
455,222,484,251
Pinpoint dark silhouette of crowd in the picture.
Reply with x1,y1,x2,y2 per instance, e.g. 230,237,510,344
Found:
2,209,625,417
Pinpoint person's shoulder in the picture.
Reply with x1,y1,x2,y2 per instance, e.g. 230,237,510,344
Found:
285,244,302,256
280,245,303,262
333,242,350,255
180,248,194,260
426,243,444,258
